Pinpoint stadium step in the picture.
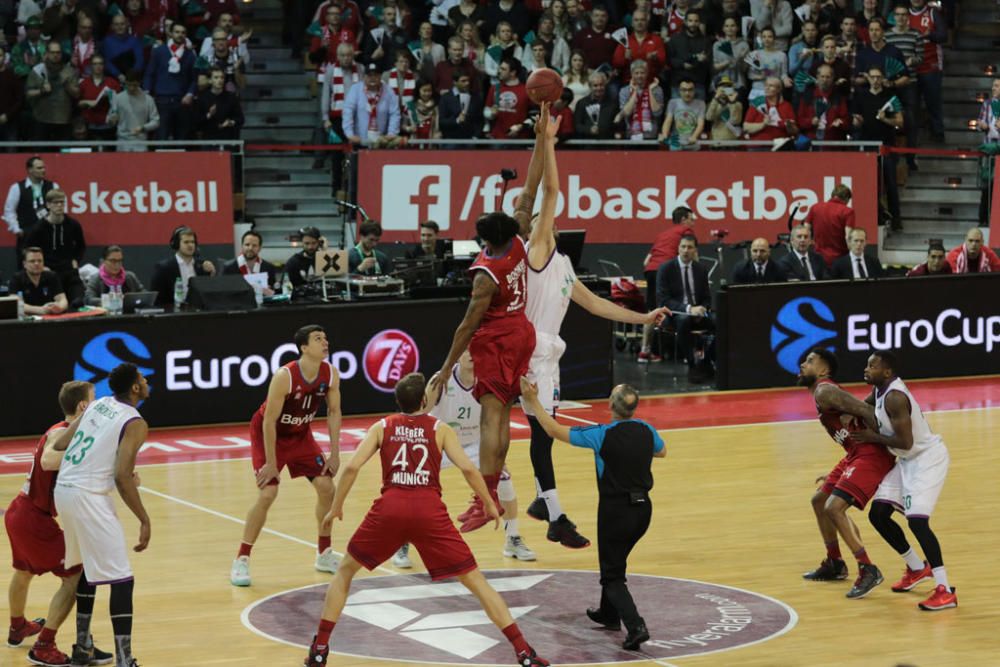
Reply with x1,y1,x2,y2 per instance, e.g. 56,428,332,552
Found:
245,72,315,87
244,99,316,114
883,231,970,254
245,169,331,185
899,187,981,204
242,155,321,170
249,59,303,74
904,171,980,189
247,199,341,215
899,218,982,237
900,200,980,220
245,183,332,198
244,112,316,128
242,126,311,142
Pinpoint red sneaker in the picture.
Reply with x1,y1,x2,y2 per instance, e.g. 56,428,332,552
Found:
303,635,329,665
7,617,44,647
918,585,958,611
891,562,932,592
649,354,663,363
460,501,490,533
456,495,479,524
27,640,70,666
637,351,651,364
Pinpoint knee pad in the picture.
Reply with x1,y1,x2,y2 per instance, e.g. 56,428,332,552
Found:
497,477,516,503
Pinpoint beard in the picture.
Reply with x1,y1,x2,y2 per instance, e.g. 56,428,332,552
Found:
796,372,816,387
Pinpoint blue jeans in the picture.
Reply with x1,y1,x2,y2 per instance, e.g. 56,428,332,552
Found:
916,71,944,136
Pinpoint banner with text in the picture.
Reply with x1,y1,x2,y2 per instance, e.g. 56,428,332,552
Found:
0,152,234,246
358,150,878,244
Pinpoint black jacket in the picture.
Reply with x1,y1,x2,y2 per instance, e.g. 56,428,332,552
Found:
150,255,213,305
730,259,787,285
778,249,828,281
573,93,618,139
285,250,316,287
656,257,711,312
24,217,86,274
438,90,484,139
830,253,885,280
222,257,278,288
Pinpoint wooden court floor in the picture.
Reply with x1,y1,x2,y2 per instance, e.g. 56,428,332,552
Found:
1,388,996,667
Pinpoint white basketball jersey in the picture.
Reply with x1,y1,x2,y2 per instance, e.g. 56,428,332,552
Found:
875,378,943,460
430,366,480,448
57,396,142,494
525,247,576,337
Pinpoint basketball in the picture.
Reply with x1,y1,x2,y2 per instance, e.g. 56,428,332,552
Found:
526,68,564,104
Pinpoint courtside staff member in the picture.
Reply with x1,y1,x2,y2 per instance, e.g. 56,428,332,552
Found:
519,378,664,652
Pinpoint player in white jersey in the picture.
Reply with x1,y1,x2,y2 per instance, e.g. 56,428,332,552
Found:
513,111,670,548
858,352,957,612
51,363,151,667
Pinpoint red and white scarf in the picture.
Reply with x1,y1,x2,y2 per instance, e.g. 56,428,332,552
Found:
168,41,186,73
327,66,361,117
954,250,991,273
236,254,261,275
72,36,96,72
366,86,382,132
388,68,415,110
628,86,653,138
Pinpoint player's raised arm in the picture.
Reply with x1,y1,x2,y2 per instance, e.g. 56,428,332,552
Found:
527,103,561,263
570,279,670,325
858,391,915,451
433,272,497,391
514,104,550,239
439,422,500,528
326,421,382,526
815,382,877,429
256,368,291,488
323,368,343,477
519,377,572,443
116,418,151,552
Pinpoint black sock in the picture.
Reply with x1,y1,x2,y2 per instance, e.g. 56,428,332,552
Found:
907,517,944,569
528,417,556,493
868,501,910,554
76,574,97,649
110,579,135,667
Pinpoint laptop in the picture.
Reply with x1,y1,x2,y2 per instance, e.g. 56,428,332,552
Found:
122,291,159,314
450,240,482,257
0,296,17,320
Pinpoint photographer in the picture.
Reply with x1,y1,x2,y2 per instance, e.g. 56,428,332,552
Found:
705,76,743,140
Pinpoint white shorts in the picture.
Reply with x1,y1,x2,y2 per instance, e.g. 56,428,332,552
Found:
54,485,133,584
442,441,480,469
872,444,949,518
521,332,566,417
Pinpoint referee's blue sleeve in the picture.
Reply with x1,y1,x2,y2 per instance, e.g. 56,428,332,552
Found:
645,422,665,454
569,424,606,451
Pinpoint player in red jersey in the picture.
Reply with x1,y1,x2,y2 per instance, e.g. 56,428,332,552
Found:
4,381,113,666
797,347,895,599
304,373,549,667
430,104,559,525
231,324,343,587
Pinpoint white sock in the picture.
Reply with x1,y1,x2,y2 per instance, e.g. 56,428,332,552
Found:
542,489,563,521
505,519,519,538
932,566,950,588
534,477,543,497
902,547,925,571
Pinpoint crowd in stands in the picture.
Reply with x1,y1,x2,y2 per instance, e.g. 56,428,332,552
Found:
0,0,247,145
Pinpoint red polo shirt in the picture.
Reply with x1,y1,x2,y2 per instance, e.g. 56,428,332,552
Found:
805,198,856,267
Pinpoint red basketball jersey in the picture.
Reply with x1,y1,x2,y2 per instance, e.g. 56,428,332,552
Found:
23,421,67,516
379,413,443,494
255,361,333,437
814,379,868,453
469,235,528,323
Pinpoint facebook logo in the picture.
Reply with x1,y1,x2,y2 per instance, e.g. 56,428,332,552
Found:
380,165,451,230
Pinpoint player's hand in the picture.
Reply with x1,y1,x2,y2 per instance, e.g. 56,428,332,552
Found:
519,376,538,402
425,371,444,410
323,504,343,530
255,462,279,488
645,306,671,326
484,499,501,529
135,520,151,552
321,454,340,477
430,369,450,396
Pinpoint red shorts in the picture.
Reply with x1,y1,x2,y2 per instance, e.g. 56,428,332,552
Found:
470,316,536,404
348,489,477,580
822,444,896,509
4,494,81,577
250,412,329,485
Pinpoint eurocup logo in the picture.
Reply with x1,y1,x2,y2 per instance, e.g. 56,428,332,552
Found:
363,329,420,393
770,297,837,374
74,332,155,397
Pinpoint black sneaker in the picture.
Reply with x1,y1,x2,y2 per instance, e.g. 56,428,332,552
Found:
622,621,649,650
517,648,550,666
802,558,849,581
304,635,329,665
586,607,621,630
526,497,549,522
547,515,590,549
846,563,884,599
71,637,112,666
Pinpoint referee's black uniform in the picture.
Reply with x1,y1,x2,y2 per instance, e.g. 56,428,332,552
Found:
569,417,665,648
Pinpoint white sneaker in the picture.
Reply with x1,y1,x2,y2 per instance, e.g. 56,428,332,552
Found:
503,535,537,561
230,557,251,586
315,548,340,574
392,544,413,569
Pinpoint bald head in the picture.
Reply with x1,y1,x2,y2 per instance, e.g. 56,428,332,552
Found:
964,228,984,258
750,237,770,265
610,384,639,419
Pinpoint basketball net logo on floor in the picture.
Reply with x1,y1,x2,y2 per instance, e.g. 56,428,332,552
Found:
243,570,797,664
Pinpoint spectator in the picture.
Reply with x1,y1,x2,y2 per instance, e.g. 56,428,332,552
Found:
835,14,859,71
552,87,575,139
4,156,59,272
448,0,486,37
750,0,794,51
778,223,828,281
70,12,98,77
412,22,446,81
705,76,744,141
384,51,417,118
818,0,851,37
362,4,408,73
440,70,484,139
572,4,617,72
484,21,523,79
24,189,85,307
789,20,821,79
855,0,883,43
285,225,322,286
907,0,945,142
573,71,618,139
746,26,790,99
404,80,441,138
796,64,849,141
661,0,688,36
730,237,787,284
11,16,46,80
805,183,855,267
405,220,447,259
946,228,1000,273
562,50,590,109
526,41,554,74
742,76,797,142
485,58,528,138
706,0,745,37
150,226,216,306
977,78,1000,223
223,230,278,293
0,45,24,142
108,70,161,151
9,246,67,315
808,35,852,97
712,16,750,95
851,66,902,226
348,220,392,275
201,13,252,67
658,76,705,150
309,4,357,78
668,8,711,98
312,0,363,37
483,0,532,46
26,41,80,141
456,19,486,71
885,4,924,169
78,54,121,141
639,206,696,363
791,0,822,36
190,0,242,36
564,0,588,36
317,43,362,173
523,13,571,73
549,0,572,41
853,18,910,91
612,9,665,84
195,67,244,140
617,59,663,140
85,245,146,306
196,28,246,93
656,234,714,383
343,62,401,146
433,37,480,94
830,228,884,279
905,242,952,277
145,22,197,140
103,13,144,84
123,0,163,45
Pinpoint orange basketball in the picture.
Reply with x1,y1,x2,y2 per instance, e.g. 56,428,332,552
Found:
526,68,564,104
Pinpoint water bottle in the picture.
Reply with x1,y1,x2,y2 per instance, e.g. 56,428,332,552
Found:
173,277,185,310
282,275,293,296
253,283,263,307
110,285,123,315
16,291,24,320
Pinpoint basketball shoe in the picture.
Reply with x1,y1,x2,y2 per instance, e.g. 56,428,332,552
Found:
517,648,550,667
525,497,549,522
230,557,251,586
622,621,650,651
547,515,590,548
456,495,479,523
70,640,113,666
503,536,537,561
586,607,621,630
26,641,69,667
315,548,340,574
918,585,958,611
304,635,329,665
891,562,932,592
802,558,849,581
460,496,504,533
392,544,413,569
7,617,44,647
846,563,884,599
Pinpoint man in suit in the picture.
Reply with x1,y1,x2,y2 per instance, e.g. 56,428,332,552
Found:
656,235,714,383
778,224,827,281
831,228,883,280
439,71,484,140
150,226,216,306
730,238,787,285
223,230,278,296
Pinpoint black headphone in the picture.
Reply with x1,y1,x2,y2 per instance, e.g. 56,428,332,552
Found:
299,226,321,241
170,226,197,251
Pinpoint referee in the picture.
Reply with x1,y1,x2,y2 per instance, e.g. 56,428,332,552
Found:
520,378,665,651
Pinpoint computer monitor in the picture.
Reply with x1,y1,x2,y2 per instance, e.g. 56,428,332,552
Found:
556,230,586,270
392,257,438,288
450,240,482,257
